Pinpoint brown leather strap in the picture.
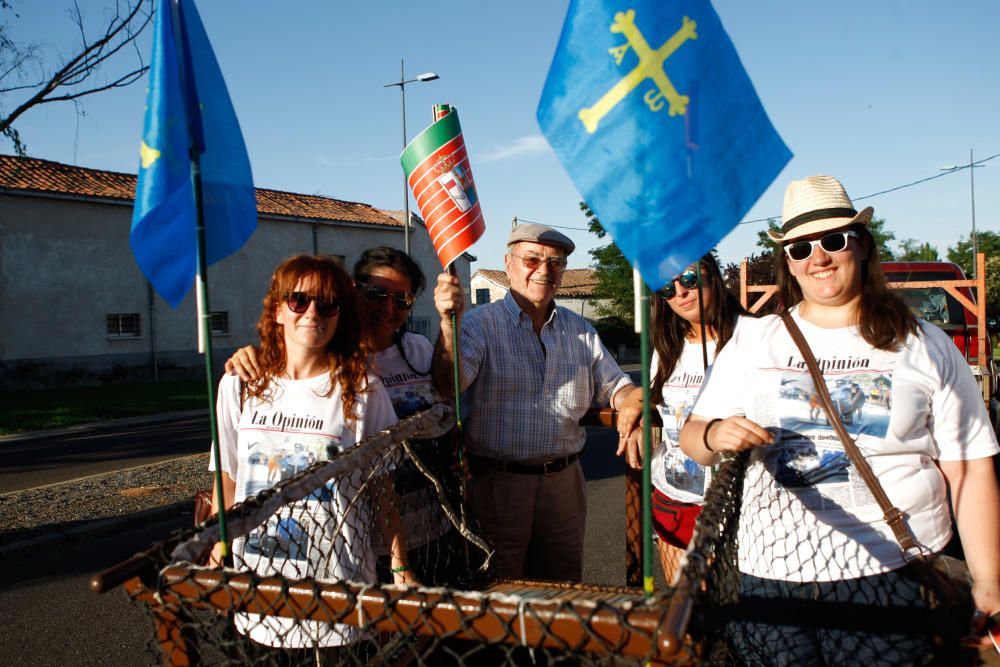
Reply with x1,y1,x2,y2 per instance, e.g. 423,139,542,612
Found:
779,311,917,551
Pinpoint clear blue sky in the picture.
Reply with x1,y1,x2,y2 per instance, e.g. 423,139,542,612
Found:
5,0,998,274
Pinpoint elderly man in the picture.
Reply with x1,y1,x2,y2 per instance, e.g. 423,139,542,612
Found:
432,223,636,582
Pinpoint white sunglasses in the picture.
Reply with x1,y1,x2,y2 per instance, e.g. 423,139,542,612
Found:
783,230,860,262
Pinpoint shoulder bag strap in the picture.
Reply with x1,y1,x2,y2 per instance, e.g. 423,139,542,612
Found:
778,311,917,552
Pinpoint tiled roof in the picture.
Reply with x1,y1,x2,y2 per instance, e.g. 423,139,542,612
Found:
0,154,402,228
474,268,597,297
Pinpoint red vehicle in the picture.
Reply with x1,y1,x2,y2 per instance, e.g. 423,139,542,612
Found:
882,260,999,430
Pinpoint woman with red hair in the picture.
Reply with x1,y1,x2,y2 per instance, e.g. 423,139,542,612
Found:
209,254,411,651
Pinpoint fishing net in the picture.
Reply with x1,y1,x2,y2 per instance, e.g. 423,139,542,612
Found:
97,405,971,665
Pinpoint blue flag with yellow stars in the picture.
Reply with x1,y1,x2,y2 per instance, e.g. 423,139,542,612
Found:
130,0,256,307
537,0,791,289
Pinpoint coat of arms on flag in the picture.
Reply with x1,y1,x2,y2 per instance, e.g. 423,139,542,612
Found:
401,105,485,269
537,0,791,289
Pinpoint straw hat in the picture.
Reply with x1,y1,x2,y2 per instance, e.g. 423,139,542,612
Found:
768,175,873,242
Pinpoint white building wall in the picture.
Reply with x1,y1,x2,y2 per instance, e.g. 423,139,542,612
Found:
469,273,508,306
0,192,469,388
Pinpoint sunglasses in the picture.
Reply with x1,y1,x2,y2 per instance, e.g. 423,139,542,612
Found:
510,253,568,272
356,282,415,311
783,231,859,262
283,292,341,317
657,268,703,300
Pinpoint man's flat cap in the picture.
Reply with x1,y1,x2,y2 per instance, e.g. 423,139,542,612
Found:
506,223,575,255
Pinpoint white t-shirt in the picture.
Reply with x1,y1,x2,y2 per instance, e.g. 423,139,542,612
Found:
692,309,998,582
372,332,439,420
650,340,716,504
370,331,450,549
213,371,397,647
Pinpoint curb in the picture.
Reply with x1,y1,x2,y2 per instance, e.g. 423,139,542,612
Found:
0,499,193,562
0,409,208,443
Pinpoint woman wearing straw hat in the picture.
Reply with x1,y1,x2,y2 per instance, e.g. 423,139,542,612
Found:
679,175,999,663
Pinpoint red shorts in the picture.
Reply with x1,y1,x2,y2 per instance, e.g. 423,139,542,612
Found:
651,489,702,548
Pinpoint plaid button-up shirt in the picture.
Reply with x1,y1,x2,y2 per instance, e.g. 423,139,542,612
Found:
459,292,632,462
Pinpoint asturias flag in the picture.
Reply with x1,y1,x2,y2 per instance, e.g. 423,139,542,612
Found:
537,0,791,289
401,106,485,269
130,0,256,307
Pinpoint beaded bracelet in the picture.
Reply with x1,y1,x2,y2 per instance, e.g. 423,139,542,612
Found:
391,564,410,574
703,418,722,452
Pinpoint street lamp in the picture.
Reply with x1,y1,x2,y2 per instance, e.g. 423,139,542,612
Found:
385,60,439,255
941,149,985,278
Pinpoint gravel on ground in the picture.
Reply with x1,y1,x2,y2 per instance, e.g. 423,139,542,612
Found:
0,454,212,546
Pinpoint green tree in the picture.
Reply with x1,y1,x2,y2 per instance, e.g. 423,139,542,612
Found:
897,239,940,261
985,255,1000,318
0,0,152,155
755,216,897,260
582,202,634,325
946,231,1000,278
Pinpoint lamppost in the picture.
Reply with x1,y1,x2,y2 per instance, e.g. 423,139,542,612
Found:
941,149,985,278
385,60,439,255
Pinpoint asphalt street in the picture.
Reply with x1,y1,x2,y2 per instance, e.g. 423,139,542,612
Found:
0,414,209,493
0,422,639,666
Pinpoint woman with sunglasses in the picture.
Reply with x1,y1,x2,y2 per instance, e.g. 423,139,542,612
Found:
679,176,999,663
619,253,748,583
226,248,455,582
209,255,413,650
351,247,458,584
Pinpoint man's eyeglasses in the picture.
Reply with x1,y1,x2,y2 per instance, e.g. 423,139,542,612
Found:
283,292,341,317
657,269,703,301
356,282,415,311
510,253,568,272
783,230,859,262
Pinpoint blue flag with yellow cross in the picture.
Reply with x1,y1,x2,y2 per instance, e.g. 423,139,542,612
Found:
537,0,791,289
130,0,256,308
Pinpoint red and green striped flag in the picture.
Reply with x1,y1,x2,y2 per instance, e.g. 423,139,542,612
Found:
401,105,485,269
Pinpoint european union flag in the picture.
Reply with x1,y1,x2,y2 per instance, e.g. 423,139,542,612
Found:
537,0,791,289
130,0,256,307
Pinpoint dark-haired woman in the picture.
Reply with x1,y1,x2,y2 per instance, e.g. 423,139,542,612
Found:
620,253,748,582
680,176,999,664
351,247,456,583
209,255,411,650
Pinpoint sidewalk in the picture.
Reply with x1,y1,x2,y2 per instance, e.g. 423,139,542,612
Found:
1,409,209,561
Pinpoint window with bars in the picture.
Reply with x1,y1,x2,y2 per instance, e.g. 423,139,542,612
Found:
107,313,141,338
210,311,230,336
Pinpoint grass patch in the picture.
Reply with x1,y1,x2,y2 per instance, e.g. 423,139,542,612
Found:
0,381,208,435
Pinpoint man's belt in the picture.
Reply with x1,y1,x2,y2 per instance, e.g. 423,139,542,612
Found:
467,449,584,476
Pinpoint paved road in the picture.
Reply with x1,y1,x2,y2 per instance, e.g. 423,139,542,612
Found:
0,415,209,493
0,424,639,666
0,511,190,666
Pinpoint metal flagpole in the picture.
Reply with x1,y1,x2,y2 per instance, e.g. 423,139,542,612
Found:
695,259,709,370
192,151,229,559
633,265,654,597
639,279,654,598
446,264,468,569
173,0,229,559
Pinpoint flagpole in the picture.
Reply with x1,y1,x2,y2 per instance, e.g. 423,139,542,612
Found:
192,150,229,559
695,260,708,370
639,279,654,598
445,264,469,569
